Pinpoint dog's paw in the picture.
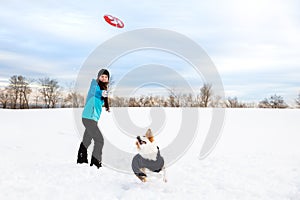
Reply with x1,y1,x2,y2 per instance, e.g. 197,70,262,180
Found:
137,176,147,182
141,177,147,182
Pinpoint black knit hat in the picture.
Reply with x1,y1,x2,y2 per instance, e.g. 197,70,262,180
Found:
97,69,110,80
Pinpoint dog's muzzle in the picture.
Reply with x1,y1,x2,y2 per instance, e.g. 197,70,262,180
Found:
137,136,146,145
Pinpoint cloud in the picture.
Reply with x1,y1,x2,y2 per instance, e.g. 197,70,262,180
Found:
0,50,81,82
0,0,300,101
0,0,118,49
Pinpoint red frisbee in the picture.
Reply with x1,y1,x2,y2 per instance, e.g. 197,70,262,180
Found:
103,14,124,28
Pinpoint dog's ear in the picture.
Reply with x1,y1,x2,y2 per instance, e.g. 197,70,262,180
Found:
148,136,154,143
145,129,153,138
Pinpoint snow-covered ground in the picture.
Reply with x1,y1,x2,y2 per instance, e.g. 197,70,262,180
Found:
0,108,300,200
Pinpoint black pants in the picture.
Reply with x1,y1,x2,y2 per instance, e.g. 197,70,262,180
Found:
82,118,104,162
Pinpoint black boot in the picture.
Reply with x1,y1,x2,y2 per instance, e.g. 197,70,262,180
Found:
90,156,102,168
77,142,88,164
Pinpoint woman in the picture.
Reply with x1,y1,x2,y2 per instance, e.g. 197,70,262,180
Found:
77,69,110,168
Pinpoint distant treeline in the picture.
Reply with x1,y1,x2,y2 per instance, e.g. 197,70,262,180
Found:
0,75,300,109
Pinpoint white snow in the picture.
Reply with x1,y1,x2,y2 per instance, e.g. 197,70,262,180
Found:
0,108,300,200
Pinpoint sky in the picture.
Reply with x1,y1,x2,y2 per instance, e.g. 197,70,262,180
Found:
0,0,300,104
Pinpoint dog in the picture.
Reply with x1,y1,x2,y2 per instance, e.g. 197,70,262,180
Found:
131,129,167,183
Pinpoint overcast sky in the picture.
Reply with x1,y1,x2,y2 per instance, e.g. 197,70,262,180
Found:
0,0,299,103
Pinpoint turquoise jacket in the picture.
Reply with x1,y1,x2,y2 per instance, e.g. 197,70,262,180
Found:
82,79,104,121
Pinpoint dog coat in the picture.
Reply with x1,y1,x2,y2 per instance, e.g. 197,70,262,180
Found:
132,147,164,177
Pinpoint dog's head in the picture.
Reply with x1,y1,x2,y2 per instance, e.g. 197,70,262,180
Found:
136,128,155,149
135,129,158,160
136,129,154,145
136,135,152,145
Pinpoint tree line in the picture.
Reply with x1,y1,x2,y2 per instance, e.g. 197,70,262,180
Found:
110,85,299,108
0,75,300,109
0,75,84,109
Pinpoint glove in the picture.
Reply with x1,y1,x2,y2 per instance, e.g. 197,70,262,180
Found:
102,90,108,98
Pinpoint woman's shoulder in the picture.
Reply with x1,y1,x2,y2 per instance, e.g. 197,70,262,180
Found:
89,79,98,86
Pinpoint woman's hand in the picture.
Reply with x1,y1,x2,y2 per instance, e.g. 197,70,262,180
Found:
102,90,108,97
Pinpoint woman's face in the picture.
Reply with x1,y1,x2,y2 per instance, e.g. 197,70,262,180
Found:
99,74,108,83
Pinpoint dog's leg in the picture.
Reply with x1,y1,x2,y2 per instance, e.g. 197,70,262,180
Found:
136,175,147,182
137,168,147,182
162,167,167,183
140,168,146,174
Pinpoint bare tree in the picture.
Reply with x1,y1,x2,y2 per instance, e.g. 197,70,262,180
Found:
210,95,224,108
0,88,10,108
167,88,180,107
38,78,61,108
180,94,188,107
187,93,195,107
63,81,85,108
199,83,213,107
18,76,32,109
259,94,288,108
110,96,127,107
269,94,288,108
244,102,257,108
7,75,32,109
7,76,19,109
168,95,177,107
258,98,270,108
110,95,167,107
64,92,85,108
226,97,246,108
154,95,165,107
179,93,197,107
128,97,139,107
31,86,42,108
296,93,300,108
142,96,156,107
